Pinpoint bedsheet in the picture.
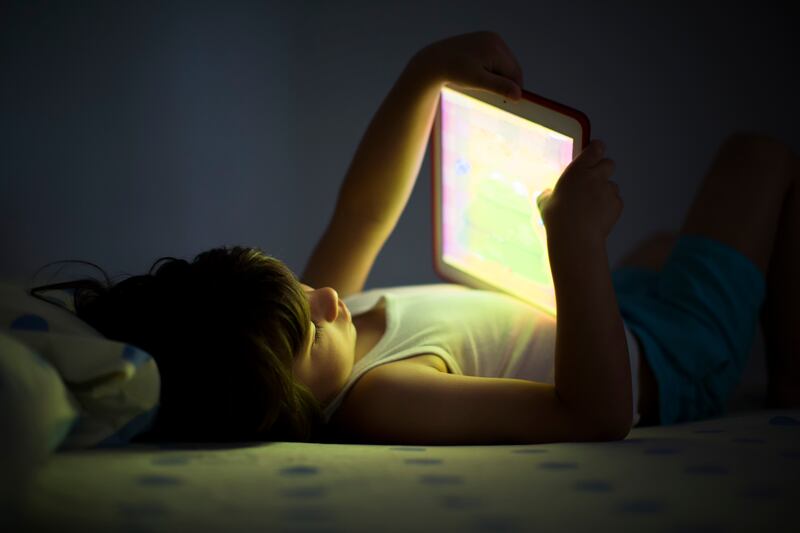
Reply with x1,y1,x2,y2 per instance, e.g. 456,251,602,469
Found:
10,408,799,533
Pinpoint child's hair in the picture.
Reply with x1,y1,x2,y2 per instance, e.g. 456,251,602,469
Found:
29,246,326,443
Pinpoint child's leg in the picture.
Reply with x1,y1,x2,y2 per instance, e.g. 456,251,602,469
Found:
678,132,799,407
615,231,677,271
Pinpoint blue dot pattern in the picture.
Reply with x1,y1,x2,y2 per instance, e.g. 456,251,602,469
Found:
122,344,151,368
28,409,800,531
137,475,182,486
280,465,319,476
769,415,799,426
10,314,49,331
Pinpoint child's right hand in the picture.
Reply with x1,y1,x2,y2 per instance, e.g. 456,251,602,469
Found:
410,32,524,100
536,140,622,246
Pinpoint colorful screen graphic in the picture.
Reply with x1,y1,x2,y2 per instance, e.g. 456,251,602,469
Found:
440,87,574,315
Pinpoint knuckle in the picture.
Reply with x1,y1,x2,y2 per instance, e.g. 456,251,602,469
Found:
592,139,606,155
588,158,614,177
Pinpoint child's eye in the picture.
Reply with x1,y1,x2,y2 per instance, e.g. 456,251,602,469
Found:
312,320,323,344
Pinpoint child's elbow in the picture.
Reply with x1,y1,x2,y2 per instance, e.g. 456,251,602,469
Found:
607,425,633,442
596,418,633,442
580,410,633,442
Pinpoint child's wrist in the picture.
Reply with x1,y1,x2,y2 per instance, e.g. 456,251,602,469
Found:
546,229,607,260
405,49,446,91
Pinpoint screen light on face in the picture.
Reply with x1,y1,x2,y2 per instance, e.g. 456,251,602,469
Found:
439,87,574,316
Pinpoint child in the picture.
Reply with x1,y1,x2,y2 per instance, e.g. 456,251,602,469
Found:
31,32,799,445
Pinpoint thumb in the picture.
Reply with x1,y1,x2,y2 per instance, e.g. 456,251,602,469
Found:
536,189,552,211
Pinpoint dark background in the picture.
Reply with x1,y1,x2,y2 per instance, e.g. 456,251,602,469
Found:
2,0,797,394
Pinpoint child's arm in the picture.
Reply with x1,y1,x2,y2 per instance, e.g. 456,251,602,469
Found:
301,32,524,297
537,141,632,433
335,145,635,444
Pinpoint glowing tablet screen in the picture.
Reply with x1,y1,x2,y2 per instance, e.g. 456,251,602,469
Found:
440,87,574,315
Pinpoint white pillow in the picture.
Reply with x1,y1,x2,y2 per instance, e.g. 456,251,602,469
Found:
0,281,160,450
0,281,101,337
0,332,79,505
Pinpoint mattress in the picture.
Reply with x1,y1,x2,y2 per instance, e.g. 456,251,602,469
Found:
12,407,799,533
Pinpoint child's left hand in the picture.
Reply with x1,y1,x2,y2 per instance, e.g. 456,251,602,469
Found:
410,32,525,100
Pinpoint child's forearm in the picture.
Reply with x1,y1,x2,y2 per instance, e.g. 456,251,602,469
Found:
548,237,633,435
333,56,442,235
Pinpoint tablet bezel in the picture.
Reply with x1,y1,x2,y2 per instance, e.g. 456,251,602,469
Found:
430,84,591,316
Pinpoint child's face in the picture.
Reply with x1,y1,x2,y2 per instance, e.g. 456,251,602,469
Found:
291,283,357,406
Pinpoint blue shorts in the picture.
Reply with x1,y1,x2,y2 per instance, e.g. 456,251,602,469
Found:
612,234,766,425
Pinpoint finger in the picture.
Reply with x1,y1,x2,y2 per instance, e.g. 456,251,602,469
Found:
493,37,524,88
479,72,522,99
576,139,606,167
607,180,621,197
487,59,523,99
536,189,552,210
476,33,523,96
590,158,616,177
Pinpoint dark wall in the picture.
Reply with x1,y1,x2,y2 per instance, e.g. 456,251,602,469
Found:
2,0,797,289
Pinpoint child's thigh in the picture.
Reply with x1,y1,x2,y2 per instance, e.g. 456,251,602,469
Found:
679,132,795,276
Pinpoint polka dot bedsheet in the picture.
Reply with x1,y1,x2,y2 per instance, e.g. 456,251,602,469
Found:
13,408,799,533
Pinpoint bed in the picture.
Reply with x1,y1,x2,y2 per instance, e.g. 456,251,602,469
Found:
2,282,798,532
8,407,798,533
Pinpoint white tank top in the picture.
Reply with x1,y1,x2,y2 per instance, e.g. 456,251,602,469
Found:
322,284,641,427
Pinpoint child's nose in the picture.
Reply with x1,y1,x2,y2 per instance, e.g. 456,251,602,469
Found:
311,287,340,321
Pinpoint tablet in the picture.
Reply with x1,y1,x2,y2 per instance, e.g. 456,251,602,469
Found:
431,84,590,317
